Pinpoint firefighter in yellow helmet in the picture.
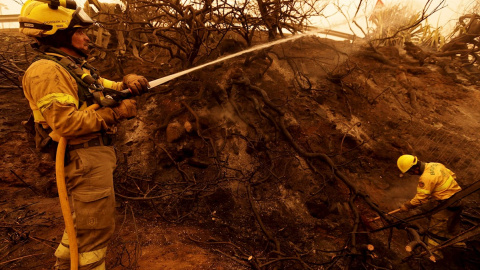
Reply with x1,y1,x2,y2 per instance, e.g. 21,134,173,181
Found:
397,155,464,257
19,0,149,269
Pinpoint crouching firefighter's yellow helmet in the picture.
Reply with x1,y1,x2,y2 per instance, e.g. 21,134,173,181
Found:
19,0,94,37
397,154,418,173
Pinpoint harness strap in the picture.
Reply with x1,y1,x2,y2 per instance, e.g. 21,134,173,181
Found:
32,48,103,107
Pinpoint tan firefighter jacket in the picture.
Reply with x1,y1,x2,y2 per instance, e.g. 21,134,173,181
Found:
410,162,462,206
22,51,123,145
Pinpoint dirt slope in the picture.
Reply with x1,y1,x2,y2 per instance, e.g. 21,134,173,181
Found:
2,31,480,269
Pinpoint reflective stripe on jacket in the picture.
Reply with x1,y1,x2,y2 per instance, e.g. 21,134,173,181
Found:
410,163,462,206
22,58,123,144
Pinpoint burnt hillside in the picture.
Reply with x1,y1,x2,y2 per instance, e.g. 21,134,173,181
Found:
1,29,480,269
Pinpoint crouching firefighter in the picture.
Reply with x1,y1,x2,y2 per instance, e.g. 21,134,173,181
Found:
19,0,149,269
396,155,465,259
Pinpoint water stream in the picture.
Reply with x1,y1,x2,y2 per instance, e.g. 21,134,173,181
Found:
149,28,346,88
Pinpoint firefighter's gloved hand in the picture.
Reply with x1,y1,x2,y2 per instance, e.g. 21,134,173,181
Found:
399,201,414,212
96,107,118,126
399,204,409,212
112,99,137,121
123,74,149,96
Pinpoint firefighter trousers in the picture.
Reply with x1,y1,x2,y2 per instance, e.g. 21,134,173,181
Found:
427,200,463,249
54,146,117,270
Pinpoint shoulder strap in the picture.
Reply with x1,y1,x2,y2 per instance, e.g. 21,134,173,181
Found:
33,53,97,107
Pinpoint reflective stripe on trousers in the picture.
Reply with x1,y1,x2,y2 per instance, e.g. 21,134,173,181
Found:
55,231,107,269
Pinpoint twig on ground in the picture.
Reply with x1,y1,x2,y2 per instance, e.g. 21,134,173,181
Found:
0,253,46,266
9,170,40,195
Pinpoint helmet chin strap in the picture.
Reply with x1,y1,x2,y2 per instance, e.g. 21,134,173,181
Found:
70,45,88,58
56,45,88,59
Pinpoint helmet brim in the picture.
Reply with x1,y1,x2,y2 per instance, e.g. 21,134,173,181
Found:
69,7,94,29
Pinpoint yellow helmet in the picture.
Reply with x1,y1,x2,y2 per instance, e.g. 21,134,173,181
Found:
397,155,418,173
19,0,94,37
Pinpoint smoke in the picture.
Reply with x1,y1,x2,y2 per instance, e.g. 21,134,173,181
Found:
311,0,472,39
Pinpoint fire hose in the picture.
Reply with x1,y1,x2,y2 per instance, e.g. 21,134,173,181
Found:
55,104,100,270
